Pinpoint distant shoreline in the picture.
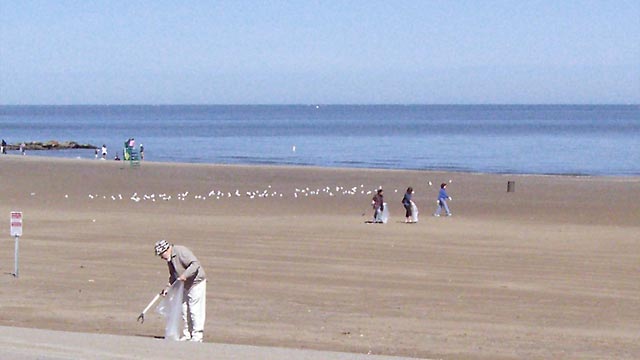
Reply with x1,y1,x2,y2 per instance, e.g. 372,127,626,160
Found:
2,153,638,180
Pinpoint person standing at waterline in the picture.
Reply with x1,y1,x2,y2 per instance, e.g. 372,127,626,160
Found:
434,183,452,217
155,240,207,342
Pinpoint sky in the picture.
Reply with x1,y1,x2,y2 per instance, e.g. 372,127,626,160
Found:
0,1,638,105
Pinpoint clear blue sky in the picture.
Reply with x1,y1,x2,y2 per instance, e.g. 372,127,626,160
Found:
1,1,638,104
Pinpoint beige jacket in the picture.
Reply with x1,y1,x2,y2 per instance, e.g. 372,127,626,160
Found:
166,245,206,289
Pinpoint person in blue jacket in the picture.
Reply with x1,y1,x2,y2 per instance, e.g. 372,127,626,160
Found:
434,183,452,217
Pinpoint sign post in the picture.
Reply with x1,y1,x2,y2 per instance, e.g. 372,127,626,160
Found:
10,211,22,278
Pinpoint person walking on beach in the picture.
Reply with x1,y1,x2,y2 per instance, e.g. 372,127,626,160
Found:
434,183,452,217
402,187,415,223
371,188,385,223
20,142,26,155
155,240,207,342
1,139,6,154
101,144,107,160
139,143,144,160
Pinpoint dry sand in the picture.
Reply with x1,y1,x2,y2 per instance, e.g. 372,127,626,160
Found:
0,155,638,359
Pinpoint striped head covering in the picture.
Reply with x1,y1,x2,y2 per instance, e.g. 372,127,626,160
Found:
154,240,171,256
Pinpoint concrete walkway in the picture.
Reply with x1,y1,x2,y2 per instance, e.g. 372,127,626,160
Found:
0,326,427,360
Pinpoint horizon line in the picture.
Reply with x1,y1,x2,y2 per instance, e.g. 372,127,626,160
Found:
1,103,638,107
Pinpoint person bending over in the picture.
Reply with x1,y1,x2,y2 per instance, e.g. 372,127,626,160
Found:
155,240,207,342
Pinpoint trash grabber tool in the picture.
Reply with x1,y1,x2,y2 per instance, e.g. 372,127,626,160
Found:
137,293,161,323
137,281,181,323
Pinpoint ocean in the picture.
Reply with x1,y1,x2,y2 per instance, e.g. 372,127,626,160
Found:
0,105,638,176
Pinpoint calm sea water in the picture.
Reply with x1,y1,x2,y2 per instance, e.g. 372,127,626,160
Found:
0,105,638,176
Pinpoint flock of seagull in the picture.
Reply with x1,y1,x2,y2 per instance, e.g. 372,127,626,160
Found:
84,184,391,203
77,179,452,203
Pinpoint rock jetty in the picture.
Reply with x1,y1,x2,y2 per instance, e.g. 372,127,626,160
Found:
6,141,97,150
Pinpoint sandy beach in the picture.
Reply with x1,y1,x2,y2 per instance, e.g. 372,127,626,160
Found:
0,155,638,359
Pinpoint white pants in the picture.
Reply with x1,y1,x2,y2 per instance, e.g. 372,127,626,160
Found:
182,280,206,342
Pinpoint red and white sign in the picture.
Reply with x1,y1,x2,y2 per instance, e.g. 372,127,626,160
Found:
10,211,22,237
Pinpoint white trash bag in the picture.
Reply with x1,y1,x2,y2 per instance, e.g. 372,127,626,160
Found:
156,281,184,341
377,202,389,224
411,201,419,223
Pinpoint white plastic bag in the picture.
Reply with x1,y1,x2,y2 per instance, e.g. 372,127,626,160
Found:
411,201,419,222
378,202,389,224
156,281,184,341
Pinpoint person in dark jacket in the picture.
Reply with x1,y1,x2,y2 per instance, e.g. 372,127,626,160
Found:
402,187,414,223
371,188,384,223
